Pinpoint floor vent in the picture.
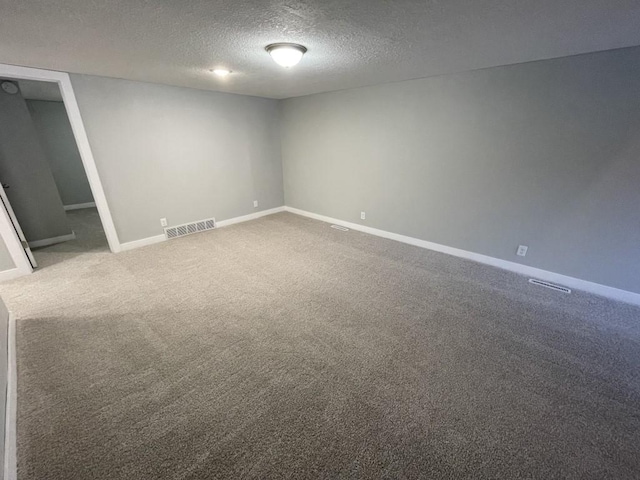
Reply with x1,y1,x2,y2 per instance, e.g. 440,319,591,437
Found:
331,225,349,232
165,218,216,240
528,279,571,294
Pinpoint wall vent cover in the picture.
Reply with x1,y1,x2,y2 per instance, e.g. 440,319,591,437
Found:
165,218,216,240
528,279,571,294
331,224,349,232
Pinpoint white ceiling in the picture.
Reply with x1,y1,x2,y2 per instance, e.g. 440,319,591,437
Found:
0,0,639,99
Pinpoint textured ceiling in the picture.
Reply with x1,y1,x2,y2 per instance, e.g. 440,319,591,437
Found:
1,0,639,99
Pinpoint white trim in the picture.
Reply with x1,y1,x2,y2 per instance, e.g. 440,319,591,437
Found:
57,72,120,252
118,207,286,253
0,269,24,283
28,232,76,248
284,207,640,307
119,234,166,252
4,313,16,480
0,190,32,280
216,206,285,228
63,202,96,211
0,63,121,260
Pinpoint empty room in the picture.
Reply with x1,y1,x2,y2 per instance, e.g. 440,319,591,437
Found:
0,1,638,479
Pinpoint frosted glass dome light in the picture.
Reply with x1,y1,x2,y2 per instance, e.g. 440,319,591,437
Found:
266,43,307,68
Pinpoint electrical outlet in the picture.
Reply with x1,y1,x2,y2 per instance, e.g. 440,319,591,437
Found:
160,218,167,227
516,245,528,257
360,211,366,220
253,200,258,208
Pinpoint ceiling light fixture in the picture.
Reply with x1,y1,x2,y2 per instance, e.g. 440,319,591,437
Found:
211,68,231,77
265,43,307,68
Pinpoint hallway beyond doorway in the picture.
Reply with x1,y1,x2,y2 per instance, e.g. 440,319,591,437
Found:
31,207,108,269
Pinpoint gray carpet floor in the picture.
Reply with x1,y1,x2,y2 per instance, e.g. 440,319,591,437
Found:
0,209,639,479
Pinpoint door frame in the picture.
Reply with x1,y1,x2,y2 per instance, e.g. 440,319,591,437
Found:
0,64,121,278
0,185,37,268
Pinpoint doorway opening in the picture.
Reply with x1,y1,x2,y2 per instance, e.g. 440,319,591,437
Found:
0,65,120,280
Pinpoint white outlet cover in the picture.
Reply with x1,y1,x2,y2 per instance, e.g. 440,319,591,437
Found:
160,218,167,227
253,200,258,208
360,211,366,220
517,245,528,257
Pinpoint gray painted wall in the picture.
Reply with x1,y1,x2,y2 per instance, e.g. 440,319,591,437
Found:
282,47,640,294
70,74,284,244
27,100,94,206
0,83,71,243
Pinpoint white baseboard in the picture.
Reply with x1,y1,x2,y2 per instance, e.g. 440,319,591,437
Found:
118,207,286,253
0,269,25,283
284,207,640,307
63,202,96,211
4,314,17,480
28,232,76,249
119,234,166,252
216,207,286,228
